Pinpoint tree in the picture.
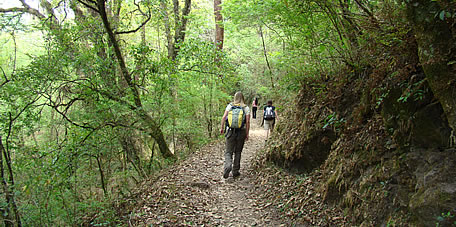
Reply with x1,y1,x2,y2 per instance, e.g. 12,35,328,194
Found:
161,0,192,60
76,0,174,158
0,0,238,225
0,0,178,224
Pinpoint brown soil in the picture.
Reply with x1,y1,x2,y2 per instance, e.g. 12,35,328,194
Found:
125,118,345,226
125,118,297,226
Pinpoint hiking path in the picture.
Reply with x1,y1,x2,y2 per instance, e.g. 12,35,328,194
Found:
129,118,295,226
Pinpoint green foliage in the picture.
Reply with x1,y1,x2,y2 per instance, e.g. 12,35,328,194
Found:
436,211,456,227
0,0,245,225
397,80,426,103
223,0,348,104
1,0,424,225
323,114,345,132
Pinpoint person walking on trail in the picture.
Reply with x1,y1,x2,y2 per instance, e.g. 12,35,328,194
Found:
252,97,259,119
220,92,250,179
263,100,278,139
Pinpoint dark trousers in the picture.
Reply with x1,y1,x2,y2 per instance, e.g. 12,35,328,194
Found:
252,106,258,119
224,128,246,175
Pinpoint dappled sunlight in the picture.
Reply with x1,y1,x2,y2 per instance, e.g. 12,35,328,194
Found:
248,118,267,138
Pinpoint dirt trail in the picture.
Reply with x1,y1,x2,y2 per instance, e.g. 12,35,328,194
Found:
130,118,294,226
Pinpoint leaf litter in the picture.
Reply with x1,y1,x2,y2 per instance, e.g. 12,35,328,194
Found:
119,119,347,226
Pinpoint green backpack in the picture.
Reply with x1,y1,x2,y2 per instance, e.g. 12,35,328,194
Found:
226,104,246,129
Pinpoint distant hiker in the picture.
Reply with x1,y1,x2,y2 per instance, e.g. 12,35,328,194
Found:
252,97,259,119
263,100,278,139
220,91,250,179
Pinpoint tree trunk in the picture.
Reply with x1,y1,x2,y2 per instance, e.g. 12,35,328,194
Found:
161,1,174,59
147,141,156,175
96,0,173,158
259,25,274,88
209,81,214,137
0,136,21,227
214,0,224,50
406,0,456,137
339,0,360,48
173,0,192,60
160,0,192,154
162,0,192,60
120,135,146,178
95,155,107,196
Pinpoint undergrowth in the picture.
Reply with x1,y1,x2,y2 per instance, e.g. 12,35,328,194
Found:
258,3,453,225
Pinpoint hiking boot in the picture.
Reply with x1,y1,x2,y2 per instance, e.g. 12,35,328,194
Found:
223,167,231,179
233,172,240,178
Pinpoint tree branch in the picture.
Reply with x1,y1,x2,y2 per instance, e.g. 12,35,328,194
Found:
96,0,142,108
115,15,151,35
353,0,377,21
116,0,151,35
0,67,9,88
0,0,44,19
0,7,44,19
9,94,41,124
181,68,219,75
77,0,99,14
47,96,94,130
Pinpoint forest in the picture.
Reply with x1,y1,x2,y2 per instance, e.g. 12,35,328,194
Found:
0,0,455,226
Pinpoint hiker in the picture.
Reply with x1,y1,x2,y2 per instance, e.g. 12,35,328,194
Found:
252,97,259,119
263,100,278,139
220,91,250,179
